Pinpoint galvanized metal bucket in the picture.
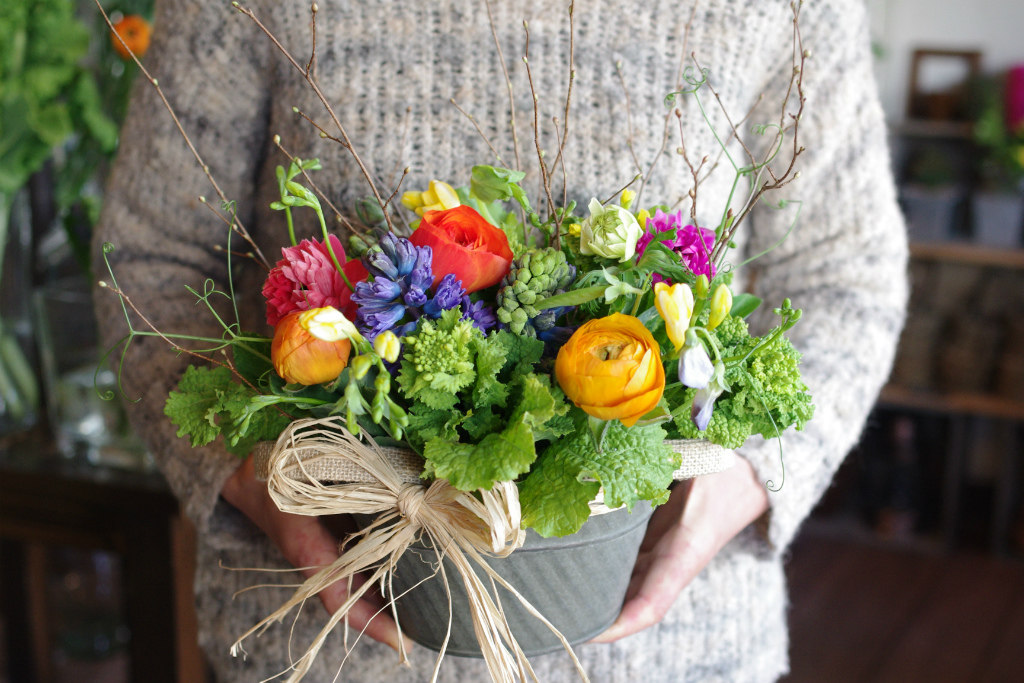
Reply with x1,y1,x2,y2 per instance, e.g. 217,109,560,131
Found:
385,501,654,657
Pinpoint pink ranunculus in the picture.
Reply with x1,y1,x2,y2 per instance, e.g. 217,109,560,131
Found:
635,209,716,284
262,235,368,327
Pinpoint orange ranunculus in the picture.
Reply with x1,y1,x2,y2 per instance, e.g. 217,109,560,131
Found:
555,313,665,427
411,205,514,293
271,310,352,385
110,15,151,60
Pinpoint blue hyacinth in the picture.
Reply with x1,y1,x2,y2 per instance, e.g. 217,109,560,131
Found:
352,233,493,339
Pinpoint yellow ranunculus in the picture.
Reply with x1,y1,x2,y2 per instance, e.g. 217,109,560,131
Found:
272,311,352,385
707,284,733,330
555,313,665,427
654,282,694,351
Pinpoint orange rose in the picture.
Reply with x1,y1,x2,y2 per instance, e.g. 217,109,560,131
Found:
411,205,514,293
555,313,665,427
271,310,352,385
110,15,151,60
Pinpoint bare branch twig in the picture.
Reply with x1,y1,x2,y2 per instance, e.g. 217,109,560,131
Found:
522,21,557,232
93,0,271,269
484,0,522,171
615,61,645,178
450,98,503,163
636,0,699,207
233,2,396,233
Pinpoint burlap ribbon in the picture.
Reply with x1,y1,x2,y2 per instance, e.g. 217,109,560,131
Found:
234,417,589,683
253,435,734,484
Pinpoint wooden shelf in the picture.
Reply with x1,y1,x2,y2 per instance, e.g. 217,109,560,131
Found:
909,241,1024,269
878,385,1024,421
896,119,975,140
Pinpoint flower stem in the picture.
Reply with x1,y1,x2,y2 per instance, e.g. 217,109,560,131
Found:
314,202,355,292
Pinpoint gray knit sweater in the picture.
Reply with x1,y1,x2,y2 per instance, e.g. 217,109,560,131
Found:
94,0,907,681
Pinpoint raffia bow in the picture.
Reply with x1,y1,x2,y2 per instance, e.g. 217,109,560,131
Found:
231,417,590,683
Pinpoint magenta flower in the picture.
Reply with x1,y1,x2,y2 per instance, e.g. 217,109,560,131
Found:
1007,65,1024,133
262,235,368,327
635,209,716,283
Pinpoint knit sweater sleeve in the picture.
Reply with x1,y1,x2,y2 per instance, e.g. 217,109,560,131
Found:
92,0,271,533
736,0,908,552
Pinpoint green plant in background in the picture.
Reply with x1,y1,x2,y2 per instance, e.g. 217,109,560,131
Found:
0,0,151,428
973,75,1024,192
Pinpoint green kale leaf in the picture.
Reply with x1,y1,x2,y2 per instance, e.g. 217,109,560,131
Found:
520,413,679,537
422,373,558,490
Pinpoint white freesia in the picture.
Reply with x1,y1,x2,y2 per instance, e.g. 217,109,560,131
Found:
299,307,362,343
678,329,715,388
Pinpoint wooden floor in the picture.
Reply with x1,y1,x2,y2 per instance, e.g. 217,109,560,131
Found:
780,536,1024,683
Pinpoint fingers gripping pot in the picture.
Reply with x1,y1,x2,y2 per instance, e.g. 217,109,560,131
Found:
245,417,733,682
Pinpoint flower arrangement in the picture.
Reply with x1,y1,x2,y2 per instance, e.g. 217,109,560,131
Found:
95,0,816,678
156,154,814,538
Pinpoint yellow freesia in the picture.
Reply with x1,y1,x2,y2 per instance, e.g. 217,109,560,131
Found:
403,180,461,217
636,208,651,233
299,306,361,343
708,284,733,330
620,189,637,210
373,330,401,363
654,282,694,351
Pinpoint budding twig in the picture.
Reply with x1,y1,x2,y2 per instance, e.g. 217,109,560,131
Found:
273,136,363,236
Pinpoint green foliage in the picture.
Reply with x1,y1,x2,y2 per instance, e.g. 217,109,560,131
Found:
163,365,290,456
973,75,1024,188
672,392,751,449
470,165,531,213
729,293,762,319
520,412,679,537
422,373,560,491
399,319,569,496
1,0,151,273
669,313,814,448
232,333,274,388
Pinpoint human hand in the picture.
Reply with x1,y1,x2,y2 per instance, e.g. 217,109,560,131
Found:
221,456,409,653
591,456,770,643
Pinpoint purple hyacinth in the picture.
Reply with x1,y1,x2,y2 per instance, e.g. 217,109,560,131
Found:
461,296,498,334
423,274,466,318
351,233,464,339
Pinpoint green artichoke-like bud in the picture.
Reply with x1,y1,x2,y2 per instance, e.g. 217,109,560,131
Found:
496,248,576,336
348,232,377,257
